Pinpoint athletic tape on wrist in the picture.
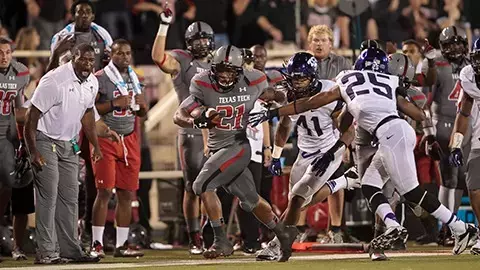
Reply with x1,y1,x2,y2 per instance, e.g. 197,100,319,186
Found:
452,132,464,149
272,145,283,159
157,24,169,36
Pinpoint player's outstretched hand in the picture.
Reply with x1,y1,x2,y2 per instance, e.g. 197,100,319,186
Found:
424,135,443,160
311,152,334,177
423,38,437,60
449,148,463,167
248,109,277,127
268,158,282,176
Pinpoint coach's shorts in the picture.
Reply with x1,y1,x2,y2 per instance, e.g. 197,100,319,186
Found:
467,149,480,190
94,132,141,191
11,182,35,215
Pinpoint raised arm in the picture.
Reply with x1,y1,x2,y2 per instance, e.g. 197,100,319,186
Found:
152,9,181,75
397,95,426,121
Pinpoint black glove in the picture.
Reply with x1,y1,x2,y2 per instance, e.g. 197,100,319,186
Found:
193,110,218,129
311,141,345,177
248,108,279,127
424,135,443,161
449,148,463,167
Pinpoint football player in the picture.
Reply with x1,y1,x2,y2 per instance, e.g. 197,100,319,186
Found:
249,47,477,256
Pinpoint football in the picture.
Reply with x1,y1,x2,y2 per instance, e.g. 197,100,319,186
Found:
190,106,221,126
190,106,206,119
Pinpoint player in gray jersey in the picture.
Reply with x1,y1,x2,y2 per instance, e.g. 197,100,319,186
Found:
90,39,147,258
0,37,32,262
152,8,215,254
429,26,471,245
173,45,294,260
50,0,112,72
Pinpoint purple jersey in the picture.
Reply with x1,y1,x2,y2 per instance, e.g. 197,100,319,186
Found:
95,70,136,135
187,69,267,150
0,61,29,139
171,49,211,135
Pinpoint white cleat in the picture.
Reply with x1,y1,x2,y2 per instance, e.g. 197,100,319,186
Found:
256,239,280,261
452,223,478,255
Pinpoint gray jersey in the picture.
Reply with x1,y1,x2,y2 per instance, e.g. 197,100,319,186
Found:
430,56,469,121
265,69,283,86
317,53,351,80
189,69,267,150
171,49,211,135
0,61,29,140
74,31,107,71
95,70,136,135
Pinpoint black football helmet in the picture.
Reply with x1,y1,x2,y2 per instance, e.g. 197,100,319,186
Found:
471,37,480,75
439,26,468,62
184,21,215,59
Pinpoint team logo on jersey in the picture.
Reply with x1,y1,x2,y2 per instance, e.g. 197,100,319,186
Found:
8,76,15,81
239,87,247,92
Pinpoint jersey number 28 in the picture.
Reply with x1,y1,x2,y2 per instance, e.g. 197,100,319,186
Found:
342,72,393,100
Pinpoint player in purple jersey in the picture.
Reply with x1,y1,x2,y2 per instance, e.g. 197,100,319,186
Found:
152,7,215,254
428,26,471,245
250,48,477,257
173,45,295,260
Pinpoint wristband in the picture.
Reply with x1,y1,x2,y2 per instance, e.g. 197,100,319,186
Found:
272,145,283,159
263,146,273,150
452,132,464,149
157,24,169,36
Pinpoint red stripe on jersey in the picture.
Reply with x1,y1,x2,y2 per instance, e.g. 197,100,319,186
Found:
186,102,200,114
416,73,424,86
220,148,245,172
172,49,192,59
269,76,283,84
435,61,449,67
195,80,218,90
411,95,426,101
94,69,104,76
17,71,29,77
249,75,267,86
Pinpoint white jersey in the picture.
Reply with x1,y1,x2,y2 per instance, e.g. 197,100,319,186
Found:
336,70,400,134
459,65,480,149
247,100,265,163
290,80,343,154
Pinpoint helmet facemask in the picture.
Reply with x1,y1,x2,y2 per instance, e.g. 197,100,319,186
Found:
211,62,243,93
186,35,215,59
440,38,468,63
471,51,480,75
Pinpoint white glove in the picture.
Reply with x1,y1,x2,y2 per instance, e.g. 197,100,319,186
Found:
160,8,173,25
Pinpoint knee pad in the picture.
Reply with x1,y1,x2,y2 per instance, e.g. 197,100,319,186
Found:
238,193,259,212
362,184,389,212
291,182,314,201
403,186,440,213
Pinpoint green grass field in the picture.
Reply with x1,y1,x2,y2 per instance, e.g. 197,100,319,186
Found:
1,245,480,270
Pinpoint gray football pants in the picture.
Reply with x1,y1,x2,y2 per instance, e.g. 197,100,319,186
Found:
34,132,83,259
192,141,259,212
0,138,15,188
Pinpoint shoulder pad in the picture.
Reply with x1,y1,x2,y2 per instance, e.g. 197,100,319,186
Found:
170,49,193,62
244,69,267,87
11,61,29,77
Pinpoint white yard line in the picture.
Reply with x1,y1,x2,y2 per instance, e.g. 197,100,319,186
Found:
0,252,450,270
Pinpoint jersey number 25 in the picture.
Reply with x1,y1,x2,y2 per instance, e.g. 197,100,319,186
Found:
342,72,393,100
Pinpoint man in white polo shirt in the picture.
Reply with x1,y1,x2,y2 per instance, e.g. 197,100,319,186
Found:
24,43,102,264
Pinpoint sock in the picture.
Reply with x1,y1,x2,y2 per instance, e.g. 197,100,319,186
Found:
327,177,347,194
16,124,24,141
186,218,201,233
116,227,130,248
431,204,466,234
296,225,309,233
92,226,105,246
330,225,341,233
375,203,400,228
454,189,464,212
210,218,226,240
